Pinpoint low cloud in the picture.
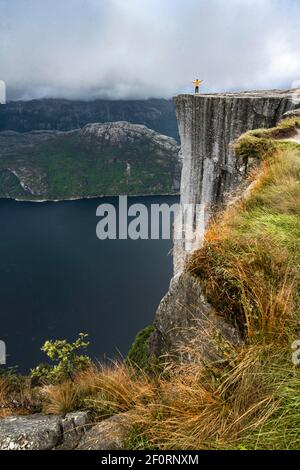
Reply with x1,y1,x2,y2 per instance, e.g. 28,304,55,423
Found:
0,0,299,100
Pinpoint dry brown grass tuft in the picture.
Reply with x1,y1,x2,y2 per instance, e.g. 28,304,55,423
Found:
76,362,156,418
40,362,157,418
37,337,298,449
42,381,78,415
0,374,41,416
125,344,285,450
0,375,13,417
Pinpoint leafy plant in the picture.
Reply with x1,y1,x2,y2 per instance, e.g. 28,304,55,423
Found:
31,333,91,384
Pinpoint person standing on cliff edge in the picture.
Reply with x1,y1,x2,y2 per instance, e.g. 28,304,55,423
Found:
193,79,203,94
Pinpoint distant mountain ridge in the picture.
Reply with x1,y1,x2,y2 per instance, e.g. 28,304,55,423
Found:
0,98,179,141
0,122,180,201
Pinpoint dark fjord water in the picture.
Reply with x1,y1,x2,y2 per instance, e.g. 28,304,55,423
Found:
0,196,177,373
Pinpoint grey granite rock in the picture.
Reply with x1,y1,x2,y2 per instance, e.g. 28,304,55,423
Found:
0,414,62,450
280,107,300,120
76,414,130,451
0,411,90,450
57,412,91,450
151,272,240,360
80,121,178,151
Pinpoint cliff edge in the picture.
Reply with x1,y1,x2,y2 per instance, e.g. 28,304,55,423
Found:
151,89,299,360
173,89,298,272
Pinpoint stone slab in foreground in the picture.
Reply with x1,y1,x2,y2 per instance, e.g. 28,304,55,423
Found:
0,412,90,450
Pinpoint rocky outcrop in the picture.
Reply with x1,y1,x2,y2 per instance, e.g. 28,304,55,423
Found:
151,272,241,360
81,121,178,152
0,412,90,450
281,108,300,120
77,413,130,451
151,89,299,359
0,411,131,451
0,122,180,200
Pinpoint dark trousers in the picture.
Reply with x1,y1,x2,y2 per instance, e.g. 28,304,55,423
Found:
195,86,199,94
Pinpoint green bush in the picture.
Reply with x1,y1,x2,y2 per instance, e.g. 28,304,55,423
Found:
126,325,155,370
31,333,91,384
233,135,276,161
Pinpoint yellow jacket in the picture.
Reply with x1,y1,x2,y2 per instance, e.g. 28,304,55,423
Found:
193,79,202,87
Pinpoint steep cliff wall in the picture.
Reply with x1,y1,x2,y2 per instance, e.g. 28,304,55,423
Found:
151,89,299,359
173,89,298,272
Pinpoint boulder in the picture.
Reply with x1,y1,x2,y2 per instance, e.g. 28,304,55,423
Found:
0,411,90,450
57,412,91,450
77,414,130,451
0,414,61,450
151,272,241,361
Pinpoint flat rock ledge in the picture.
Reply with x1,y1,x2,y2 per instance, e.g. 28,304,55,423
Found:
0,412,128,450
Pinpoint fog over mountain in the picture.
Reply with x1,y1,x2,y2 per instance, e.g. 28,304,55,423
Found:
0,0,299,100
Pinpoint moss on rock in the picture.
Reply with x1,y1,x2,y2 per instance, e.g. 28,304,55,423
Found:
126,325,155,370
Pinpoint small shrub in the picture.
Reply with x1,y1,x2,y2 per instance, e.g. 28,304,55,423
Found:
31,333,91,384
0,368,41,416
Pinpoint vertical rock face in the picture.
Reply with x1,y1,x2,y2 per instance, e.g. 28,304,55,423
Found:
151,89,299,358
173,90,298,272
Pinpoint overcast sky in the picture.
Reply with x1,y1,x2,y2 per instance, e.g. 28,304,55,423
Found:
0,0,300,100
